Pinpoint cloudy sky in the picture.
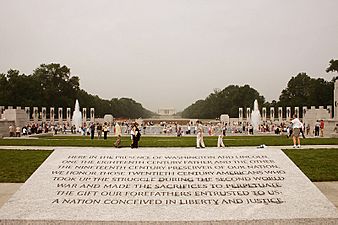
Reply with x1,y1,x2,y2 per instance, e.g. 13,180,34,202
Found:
1,0,337,112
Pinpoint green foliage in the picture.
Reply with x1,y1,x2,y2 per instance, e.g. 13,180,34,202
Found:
0,64,153,118
181,85,265,118
326,59,338,75
278,73,333,109
32,63,80,108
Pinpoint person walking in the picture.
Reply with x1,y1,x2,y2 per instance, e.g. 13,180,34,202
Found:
114,122,122,148
196,121,205,148
131,122,141,148
291,114,303,148
217,123,225,148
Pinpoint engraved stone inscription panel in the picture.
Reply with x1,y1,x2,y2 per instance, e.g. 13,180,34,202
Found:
0,148,337,224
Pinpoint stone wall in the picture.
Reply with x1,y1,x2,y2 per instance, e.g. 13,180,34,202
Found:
0,120,15,138
2,109,29,128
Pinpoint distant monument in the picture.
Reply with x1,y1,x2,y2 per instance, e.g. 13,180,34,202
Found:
103,114,114,124
220,114,230,124
158,108,176,116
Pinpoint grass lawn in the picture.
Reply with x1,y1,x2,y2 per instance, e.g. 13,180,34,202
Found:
0,148,337,183
1,135,338,147
283,149,338,182
0,150,52,183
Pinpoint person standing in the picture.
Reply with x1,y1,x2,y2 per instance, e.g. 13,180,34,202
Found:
196,121,205,148
97,123,102,139
90,123,95,140
114,122,122,148
300,121,306,139
9,125,15,137
320,119,325,137
291,114,303,148
314,120,320,137
131,122,141,148
306,123,310,136
333,123,338,133
15,126,21,137
103,122,109,140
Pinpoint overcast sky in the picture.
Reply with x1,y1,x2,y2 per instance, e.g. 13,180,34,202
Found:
1,0,337,112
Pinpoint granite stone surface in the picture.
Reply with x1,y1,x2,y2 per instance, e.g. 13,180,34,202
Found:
0,147,337,224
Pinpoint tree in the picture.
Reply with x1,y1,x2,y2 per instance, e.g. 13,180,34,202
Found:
326,59,338,80
0,63,154,119
326,59,338,73
181,85,265,118
32,63,80,108
278,73,333,107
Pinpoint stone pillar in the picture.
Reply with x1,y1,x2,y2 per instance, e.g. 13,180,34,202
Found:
238,108,243,122
294,107,299,119
41,107,47,123
8,106,13,109
327,105,333,118
16,106,21,110
83,108,87,123
90,108,95,123
334,79,338,119
286,107,291,121
66,108,71,124
33,107,39,123
262,107,267,121
278,107,283,122
24,107,30,121
302,106,307,119
246,108,251,121
270,107,275,122
319,106,324,110
0,106,5,119
58,108,63,124
50,107,55,124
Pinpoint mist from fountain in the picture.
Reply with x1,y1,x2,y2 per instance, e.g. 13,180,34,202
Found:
251,99,261,132
72,99,82,131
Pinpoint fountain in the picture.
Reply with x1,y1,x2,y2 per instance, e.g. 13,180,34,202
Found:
72,99,82,131
251,99,261,132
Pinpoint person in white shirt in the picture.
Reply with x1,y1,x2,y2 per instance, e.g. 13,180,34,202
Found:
291,114,303,148
196,121,205,148
217,123,225,148
114,122,122,148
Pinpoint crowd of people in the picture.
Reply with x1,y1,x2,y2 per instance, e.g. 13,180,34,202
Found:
8,117,329,149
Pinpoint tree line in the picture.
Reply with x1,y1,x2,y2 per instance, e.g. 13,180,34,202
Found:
0,63,153,118
182,59,338,118
1,60,337,119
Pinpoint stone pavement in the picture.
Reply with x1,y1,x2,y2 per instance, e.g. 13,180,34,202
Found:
0,145,337,210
